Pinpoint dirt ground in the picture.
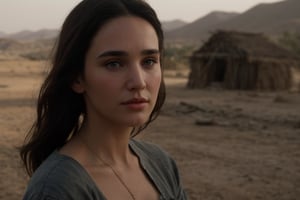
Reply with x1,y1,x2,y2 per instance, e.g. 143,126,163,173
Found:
0,60,300,200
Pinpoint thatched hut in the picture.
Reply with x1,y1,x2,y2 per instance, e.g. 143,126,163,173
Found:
187,30,299,90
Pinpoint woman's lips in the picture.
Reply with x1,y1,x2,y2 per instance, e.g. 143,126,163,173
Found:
121,98,149,110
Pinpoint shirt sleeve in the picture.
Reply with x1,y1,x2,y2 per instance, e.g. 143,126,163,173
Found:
130,139,189,199
169,154,189,200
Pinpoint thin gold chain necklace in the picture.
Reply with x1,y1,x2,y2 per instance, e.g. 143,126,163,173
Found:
80,137,136,200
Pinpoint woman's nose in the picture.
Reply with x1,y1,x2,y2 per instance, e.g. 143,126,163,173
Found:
126,64,146,91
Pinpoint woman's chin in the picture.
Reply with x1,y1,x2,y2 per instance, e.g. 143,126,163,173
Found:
127,118,149,127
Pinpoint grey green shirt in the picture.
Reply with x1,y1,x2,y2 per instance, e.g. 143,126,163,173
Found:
23,139,188,200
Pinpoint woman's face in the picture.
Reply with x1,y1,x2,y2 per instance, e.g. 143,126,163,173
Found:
73,16,161,127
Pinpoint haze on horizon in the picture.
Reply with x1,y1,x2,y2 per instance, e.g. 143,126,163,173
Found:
0,0,283,34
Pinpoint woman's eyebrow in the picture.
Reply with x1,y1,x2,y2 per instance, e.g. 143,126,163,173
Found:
97,51,128,58
141,49,160,55
96,49,159,58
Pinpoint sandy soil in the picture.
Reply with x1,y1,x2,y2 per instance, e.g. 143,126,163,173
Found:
0,60,300,200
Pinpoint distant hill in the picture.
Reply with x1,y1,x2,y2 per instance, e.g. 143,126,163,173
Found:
2,29,58,41
162,19,187,31
0,38,24,51
165,0,300,43
165,11,239,42
0,31,6,38
0,37,54,60
219,0,300,34
1,0,299,49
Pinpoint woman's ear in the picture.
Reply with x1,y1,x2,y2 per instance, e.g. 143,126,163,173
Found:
71,78,85,94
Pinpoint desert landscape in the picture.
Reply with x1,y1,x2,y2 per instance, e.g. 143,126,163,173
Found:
1,1,300,199
0,58,300,200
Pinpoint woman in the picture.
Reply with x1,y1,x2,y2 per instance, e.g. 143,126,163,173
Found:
20,0,187,199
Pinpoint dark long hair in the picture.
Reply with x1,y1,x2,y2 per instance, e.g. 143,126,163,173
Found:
20,0,165,176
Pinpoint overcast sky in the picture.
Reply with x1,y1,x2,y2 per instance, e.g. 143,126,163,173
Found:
0,0,283,33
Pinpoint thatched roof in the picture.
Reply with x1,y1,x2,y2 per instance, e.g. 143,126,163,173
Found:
193,30,299,61
188,30,299,90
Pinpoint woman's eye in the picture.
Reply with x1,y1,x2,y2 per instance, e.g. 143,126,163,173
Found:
143,58,157,68
105,61,122,70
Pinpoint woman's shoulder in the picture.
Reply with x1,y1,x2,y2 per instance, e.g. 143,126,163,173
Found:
130,139,173,162
129,139,179,177
23,151,102,200
130,139,188,199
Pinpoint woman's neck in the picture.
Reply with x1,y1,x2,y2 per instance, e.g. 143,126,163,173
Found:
75,119,134,166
